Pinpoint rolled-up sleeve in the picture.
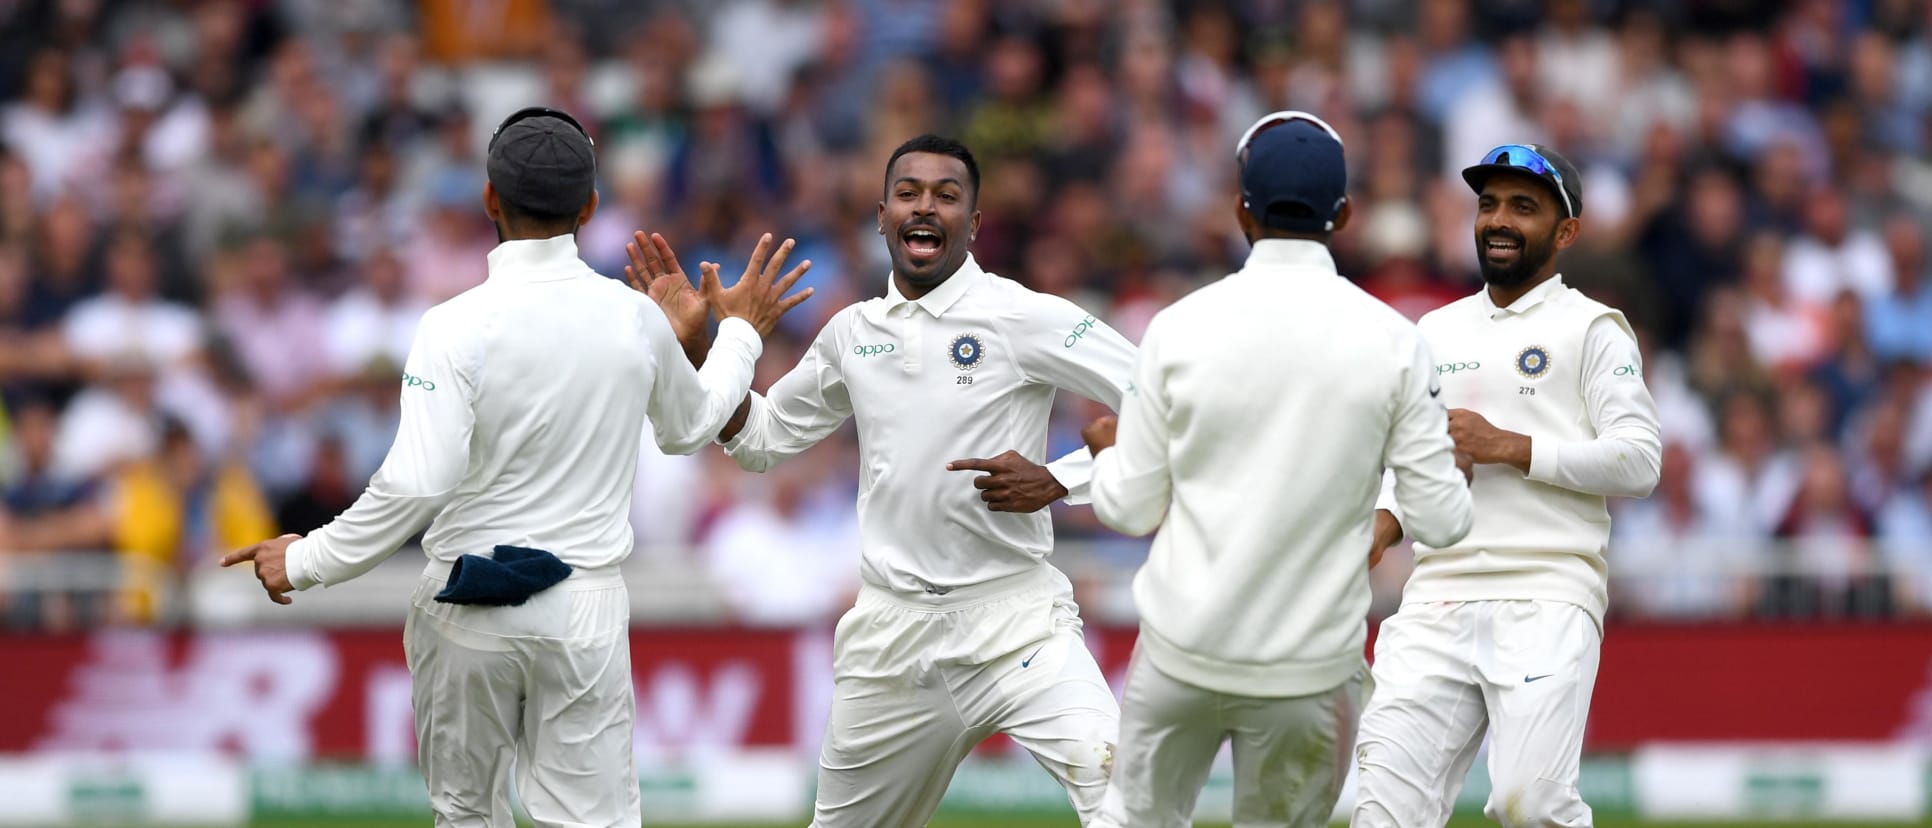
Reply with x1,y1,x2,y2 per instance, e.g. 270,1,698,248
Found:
285,307,477,590
1378,329,1473,549
1091,320,1170,536
1012,294,1137,505
1525,314,1663,498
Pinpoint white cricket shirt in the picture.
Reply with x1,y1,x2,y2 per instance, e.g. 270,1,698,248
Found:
284,235,763,589
720,255,1137,597
1380,275,1663,625
1090,239,1473,697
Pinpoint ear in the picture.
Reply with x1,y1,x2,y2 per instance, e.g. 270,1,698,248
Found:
1330,197,1353,233
969,209,981,242
876,200,886,235
578,189,600,228
482,181,502,224
1554,215,1581,250
1233,191,1257,241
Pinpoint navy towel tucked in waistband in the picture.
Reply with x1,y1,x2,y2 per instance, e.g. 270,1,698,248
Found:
433,545,573,606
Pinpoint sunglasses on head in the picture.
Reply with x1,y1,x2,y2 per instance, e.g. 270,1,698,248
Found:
1234,110,1344,170
488,106,594,153
1479,144,1574,218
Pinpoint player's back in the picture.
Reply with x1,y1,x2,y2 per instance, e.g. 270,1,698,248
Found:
416,255,660,572
1128,238,1435,697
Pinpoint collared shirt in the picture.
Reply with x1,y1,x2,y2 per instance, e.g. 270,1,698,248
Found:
286,235,761,590
1091,239,1472,696
1381,274,1663,625
720,255,1136,597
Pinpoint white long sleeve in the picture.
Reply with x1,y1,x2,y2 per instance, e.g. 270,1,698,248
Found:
1525,315,1663,498
721,308,856,472
1380,332,1476,548
284,235,764,591
286,305,475,590
1091,326,1172,537
1010,295,1137,504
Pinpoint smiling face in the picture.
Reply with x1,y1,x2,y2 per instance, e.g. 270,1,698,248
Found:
878,151,981,294
1474,172,1577,289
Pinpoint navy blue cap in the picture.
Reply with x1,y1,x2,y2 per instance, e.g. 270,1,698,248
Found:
1237,111,1348,233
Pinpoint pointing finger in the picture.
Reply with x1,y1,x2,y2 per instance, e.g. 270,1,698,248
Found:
220,546,258,567
947,458,998,473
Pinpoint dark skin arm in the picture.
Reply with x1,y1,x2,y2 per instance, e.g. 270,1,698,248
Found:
1447,408,1532,473
219,533,302,605
946,452,1071,513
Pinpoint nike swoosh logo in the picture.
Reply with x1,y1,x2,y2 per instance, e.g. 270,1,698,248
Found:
1525,674,1554,683
1021,646,1045,668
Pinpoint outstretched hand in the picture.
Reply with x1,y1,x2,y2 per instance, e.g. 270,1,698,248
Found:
220,534,302,605
625,231,709,347
703,233,814,337
947,450,1069,513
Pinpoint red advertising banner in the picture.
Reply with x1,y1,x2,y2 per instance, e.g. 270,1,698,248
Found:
2,623,1930,759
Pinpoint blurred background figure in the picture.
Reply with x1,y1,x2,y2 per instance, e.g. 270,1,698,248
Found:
0,0,1919,639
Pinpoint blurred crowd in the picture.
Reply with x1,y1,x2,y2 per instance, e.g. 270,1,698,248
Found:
1,0,1931,630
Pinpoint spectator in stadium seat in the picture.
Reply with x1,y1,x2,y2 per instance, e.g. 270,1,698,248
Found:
62,231,205,381
1610,442,1754,619
1765,445,1891,619
1638,166,1747,350
24,196,99,331
1865,216,1932,364
1850,397,1916,517
1741,231,1831,373
322,247,425,380
112,418,275,623
211,235,329,411
702,457,860,626
1782,184,1895,306
0,49,113,201
333,143,415,264
0,395,114,630
1695,390,1801,537
1807,291,1884,439
1879,466,1932,612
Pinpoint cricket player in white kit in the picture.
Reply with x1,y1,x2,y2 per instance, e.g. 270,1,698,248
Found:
1354,144,1662,828
637,135,1135,826
1078,112,1474,828
222,107,813,828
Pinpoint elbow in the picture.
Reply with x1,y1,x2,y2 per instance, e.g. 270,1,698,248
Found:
1410,492,1475,548
1093,492,1162,537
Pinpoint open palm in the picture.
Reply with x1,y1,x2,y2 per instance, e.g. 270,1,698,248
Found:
624,231,709,345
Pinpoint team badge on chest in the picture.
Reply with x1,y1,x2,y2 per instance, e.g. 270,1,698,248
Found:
949,333,986,371
1516,345,1552,379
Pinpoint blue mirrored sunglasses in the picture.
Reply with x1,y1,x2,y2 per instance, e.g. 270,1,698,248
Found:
1480,144,1573,218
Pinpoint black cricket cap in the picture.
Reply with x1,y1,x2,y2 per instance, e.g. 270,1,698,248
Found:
486,106,596,217
1236,110,1349,233
1461,143,1583,219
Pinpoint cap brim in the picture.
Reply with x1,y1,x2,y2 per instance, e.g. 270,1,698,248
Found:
1460,163,1572,215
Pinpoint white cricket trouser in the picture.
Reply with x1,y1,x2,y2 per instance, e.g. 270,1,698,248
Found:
1092,641,1366,828
811,565,1119,828
404,562,639,828
1353,599,1601,828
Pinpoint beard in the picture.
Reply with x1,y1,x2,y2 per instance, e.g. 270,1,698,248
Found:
1477,226,1557,289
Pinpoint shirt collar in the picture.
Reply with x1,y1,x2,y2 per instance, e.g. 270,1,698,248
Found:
865,254,984,322
486,234,588,283
1481,273,1567,318
1242,238,1338,274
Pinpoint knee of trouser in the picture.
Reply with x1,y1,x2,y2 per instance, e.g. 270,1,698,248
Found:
1487,777,1587,828
1063,738,1116,787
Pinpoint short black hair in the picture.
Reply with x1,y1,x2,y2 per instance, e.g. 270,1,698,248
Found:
884,134,980,203
497,197,580,236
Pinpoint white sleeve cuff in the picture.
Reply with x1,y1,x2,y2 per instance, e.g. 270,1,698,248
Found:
1374,470,1405,530
1527,436,1559,482
285,537,321,591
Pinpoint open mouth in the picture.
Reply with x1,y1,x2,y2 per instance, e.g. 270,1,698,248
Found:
901,226,944,262
1483,233,1522,263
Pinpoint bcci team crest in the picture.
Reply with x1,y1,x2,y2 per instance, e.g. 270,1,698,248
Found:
949,333,985,371
1516,345,1551,379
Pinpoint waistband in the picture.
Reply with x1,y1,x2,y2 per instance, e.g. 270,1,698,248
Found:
422,556,627,589
860,564,1063,611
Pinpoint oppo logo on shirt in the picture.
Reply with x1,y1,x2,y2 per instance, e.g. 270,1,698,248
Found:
1613,364,1640,377
1437,361,1481,375
853,344,897,357
402,373,438,391
1064,315,1098,348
